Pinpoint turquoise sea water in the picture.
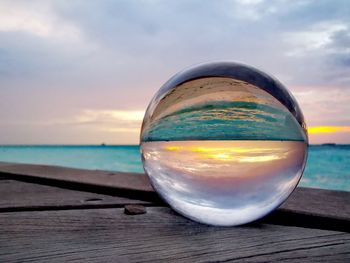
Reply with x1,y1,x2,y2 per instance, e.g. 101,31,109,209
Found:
0,145,349,192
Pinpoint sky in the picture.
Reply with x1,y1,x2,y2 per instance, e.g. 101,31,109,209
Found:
1,0,349,144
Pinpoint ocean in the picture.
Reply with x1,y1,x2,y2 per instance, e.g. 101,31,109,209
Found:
0,144,349,192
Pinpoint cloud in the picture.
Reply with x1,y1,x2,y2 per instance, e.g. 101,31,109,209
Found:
284,21,347,56
0,0,82,41
72,109,144,134
0,108,144,127
2,0,349,86
0,108,144,144
293,88,350,127
76,109,144,123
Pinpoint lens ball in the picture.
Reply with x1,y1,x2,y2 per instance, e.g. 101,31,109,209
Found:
140,62,308,226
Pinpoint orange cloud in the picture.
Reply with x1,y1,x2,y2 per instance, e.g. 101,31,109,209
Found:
308,126,350,134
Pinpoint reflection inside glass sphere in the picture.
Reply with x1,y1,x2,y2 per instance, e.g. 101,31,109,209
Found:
140,62,308,226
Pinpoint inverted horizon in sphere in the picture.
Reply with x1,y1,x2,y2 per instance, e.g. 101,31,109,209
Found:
141,77,306,142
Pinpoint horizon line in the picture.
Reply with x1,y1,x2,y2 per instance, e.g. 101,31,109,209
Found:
0,143,348,146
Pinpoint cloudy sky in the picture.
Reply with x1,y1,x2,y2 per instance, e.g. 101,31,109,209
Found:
1,0,349,144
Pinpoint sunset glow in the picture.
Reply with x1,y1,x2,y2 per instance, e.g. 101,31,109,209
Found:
308,126,350,134
164,142,290,163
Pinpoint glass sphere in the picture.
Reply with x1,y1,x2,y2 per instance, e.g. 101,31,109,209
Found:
140,62,308,226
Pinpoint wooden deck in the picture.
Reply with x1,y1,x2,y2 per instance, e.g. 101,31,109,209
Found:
0,162,349,262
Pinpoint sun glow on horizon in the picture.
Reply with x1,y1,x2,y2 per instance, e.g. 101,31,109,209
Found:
308,126,350,134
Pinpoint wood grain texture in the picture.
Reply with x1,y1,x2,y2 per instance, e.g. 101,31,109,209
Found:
0,180,151,212
0,207,349,262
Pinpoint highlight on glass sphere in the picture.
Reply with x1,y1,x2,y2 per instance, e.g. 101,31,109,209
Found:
140,61,308,226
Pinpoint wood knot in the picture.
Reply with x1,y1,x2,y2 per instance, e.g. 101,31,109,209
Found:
124,205,147,215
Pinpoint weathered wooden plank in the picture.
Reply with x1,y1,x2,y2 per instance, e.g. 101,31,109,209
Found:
268,187,350,233
0,162,160,203
0,161,153,192
0,207,349,262
1,162,349,220
0,179,348,232
281,187,350,222
1,162,349,231
0,180,151,212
